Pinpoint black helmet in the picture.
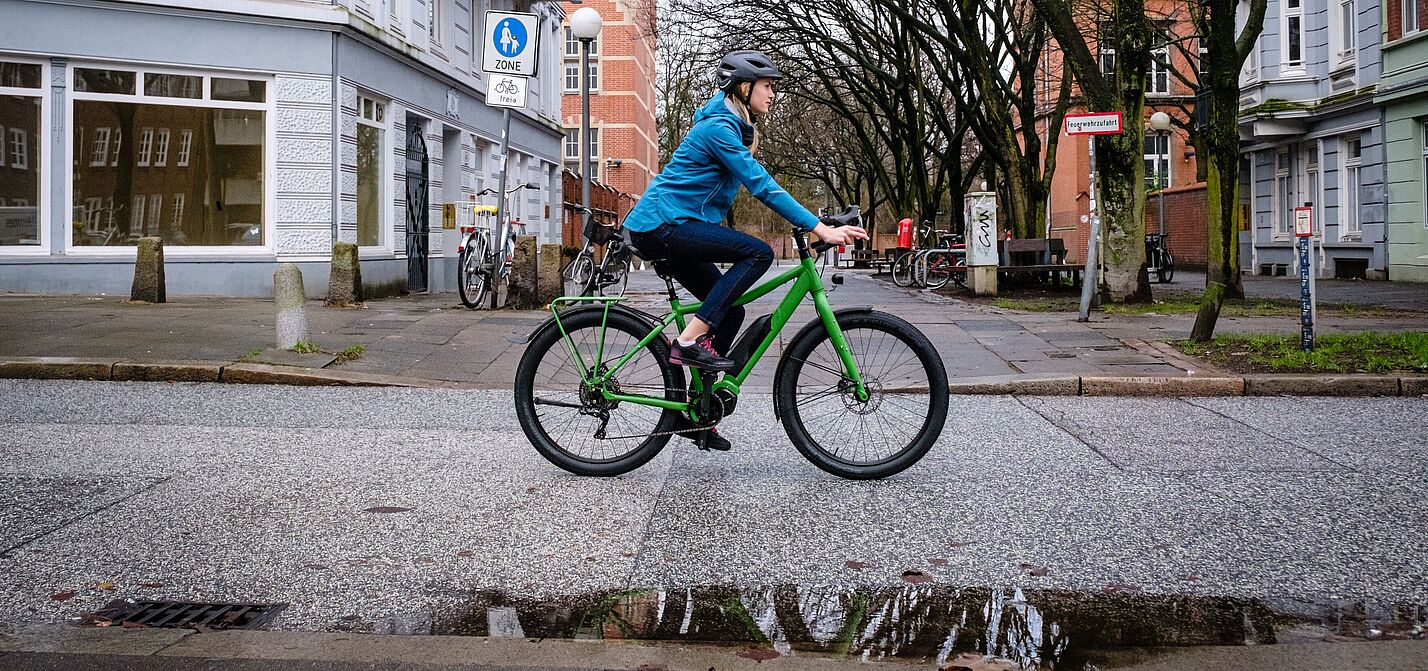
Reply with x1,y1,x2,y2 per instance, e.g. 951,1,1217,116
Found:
716,50,783,92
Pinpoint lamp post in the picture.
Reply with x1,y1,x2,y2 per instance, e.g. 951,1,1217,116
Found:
1149,111,1172,238
570,7,603,244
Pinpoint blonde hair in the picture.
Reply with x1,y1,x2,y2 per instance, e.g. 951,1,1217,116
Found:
727,82,761,155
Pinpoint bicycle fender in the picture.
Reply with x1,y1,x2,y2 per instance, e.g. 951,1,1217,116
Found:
508,303,664,345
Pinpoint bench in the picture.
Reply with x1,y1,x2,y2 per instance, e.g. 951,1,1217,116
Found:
869,249,900,275
998,238,1081,286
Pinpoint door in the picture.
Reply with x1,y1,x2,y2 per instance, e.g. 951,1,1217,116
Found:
405,118,430,292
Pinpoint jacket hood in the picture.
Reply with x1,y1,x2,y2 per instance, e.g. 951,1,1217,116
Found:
694,92,754,146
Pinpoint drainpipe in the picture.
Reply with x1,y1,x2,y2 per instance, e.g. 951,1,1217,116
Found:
330,32,340,245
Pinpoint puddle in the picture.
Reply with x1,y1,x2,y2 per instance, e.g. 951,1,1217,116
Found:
425,585,1425,668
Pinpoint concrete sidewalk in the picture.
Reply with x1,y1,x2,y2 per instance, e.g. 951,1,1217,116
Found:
2,268,1426,390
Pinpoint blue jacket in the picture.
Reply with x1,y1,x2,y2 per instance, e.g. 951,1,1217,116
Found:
623,93,820,233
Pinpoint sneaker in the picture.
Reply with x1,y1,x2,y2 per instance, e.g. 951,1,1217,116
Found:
669,334,736,372
673,415,731,451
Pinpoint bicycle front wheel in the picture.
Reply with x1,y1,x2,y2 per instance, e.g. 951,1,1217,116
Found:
514,309,684,476
458,235,491,309
1160,251,1175,283
922,251,954,290
892,253,915,287
565,253,594,295
774,311,949,479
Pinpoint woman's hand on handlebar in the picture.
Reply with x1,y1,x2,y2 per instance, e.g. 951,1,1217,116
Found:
811,222,869,247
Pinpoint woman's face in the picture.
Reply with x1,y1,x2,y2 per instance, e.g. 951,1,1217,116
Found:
749,79,775,115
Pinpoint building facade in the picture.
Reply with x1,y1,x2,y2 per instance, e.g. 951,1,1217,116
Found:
1375,0,1428,281
0,0,566,297
1239,0,1386,278
559,0,656,230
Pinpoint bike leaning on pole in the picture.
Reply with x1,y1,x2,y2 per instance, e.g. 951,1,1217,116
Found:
512,207,950,480
458,182,538,309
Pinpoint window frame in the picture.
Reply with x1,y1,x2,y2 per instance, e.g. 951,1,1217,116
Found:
0,57,49,254
1148,27,1171,96
1341,135,1362,239
65,62,275,257
1405,0,1420,38
1336,0,1356,65
1143,133,1171,191
1274,147,1294,239
355,93,391,250
1282,0,1306,72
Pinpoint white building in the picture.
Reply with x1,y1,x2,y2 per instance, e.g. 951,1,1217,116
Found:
0,0,567,296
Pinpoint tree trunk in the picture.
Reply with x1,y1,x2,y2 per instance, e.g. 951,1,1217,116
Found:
1098,131,1152,302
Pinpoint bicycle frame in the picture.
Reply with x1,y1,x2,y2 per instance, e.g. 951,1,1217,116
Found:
547,254,869,414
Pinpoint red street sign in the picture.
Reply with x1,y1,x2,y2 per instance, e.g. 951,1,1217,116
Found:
1065,112,1124,135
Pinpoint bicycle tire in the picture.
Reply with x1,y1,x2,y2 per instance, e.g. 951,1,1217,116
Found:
892,253,915,287
458,234,491,309
774,311,949,480
923,251,953,290
1160,251,1175,283
514,309,684,476
911,252,930,288
566,254,595,295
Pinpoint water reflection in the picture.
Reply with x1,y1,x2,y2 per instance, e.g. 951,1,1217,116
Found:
431,584,1424,668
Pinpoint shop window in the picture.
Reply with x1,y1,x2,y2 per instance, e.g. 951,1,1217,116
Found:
0,61,42,247
72,66,267,247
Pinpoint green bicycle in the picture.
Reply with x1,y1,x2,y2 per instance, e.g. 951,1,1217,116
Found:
513,209,949,480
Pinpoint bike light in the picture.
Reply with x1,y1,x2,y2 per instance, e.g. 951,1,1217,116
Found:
832,273,844,285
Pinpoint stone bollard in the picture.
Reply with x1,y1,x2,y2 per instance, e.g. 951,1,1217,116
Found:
507,235,540,309
274,263,310,349
537,243,563,305
130,237,166,303
326,241,364,307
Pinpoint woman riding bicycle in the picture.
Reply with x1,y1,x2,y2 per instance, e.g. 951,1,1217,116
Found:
624,50,868,374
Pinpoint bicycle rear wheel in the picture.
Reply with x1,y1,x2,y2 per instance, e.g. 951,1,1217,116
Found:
514,309,684,476
922,251,954,290
774,311,949,479
1159,251,1175,283
565,253,594,295
458,234,491,309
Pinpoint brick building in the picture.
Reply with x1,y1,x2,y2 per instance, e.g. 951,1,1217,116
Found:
560,0,657,233
1033,0,1206,267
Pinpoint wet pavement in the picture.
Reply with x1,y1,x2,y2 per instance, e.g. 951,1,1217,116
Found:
1,379,1426,668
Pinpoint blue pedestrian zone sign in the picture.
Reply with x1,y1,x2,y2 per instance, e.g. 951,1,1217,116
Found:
482,11,540,77
494,18,527,57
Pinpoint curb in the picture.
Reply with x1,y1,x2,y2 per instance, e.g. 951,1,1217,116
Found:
1,357,1425,397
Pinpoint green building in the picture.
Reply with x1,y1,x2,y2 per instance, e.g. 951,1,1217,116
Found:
1377,8,1428,281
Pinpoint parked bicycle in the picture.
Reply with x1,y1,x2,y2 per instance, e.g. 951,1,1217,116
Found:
458,182,538,309
513,206,950,480
562,216,633,298
893,230,966,290
1145,233,1175,283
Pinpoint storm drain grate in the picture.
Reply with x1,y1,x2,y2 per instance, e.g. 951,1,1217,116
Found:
81,600,288,630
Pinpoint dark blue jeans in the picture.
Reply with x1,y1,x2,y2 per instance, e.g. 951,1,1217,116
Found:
630,222,774,352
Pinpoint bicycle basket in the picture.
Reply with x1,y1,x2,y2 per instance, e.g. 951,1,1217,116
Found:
590,221,617,245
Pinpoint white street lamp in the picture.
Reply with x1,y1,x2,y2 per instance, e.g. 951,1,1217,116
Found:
571,7,603,246
1149,111,1171,238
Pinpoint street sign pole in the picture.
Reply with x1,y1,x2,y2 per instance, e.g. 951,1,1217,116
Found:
1064,112,1122,322
1078,135,1100,322
490,108,511,309
1295,205,1315,351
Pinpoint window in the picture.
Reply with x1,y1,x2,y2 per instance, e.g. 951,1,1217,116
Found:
1197,38,1210,83
9,127,25,169
1342,135,1362,237
586,59,600,91
564,27,579,57
1149,29,1170,95
0,60,43,246
1144,134,1170,190
1301,143,1319,236
84,197,103,230
1275,148,1293,237
588,127,600,179
72,66,268,247
148,194,162,235
1338,0,1356,60
428,0,443,48
90,127,110,167
1284,0,1304,68
564,128,579,159
563,62,580,92
1098,22,1117,76
172,193,185,228
155,128,170,167
356,95,386,247
138,127,154,167
178,130,192,167
1422,122,1428,228
1406,0,1420,37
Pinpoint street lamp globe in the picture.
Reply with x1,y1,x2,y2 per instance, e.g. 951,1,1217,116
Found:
1149,111,1172,132
570,7,603,40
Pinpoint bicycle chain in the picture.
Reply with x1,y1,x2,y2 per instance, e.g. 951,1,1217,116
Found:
588,387,723,441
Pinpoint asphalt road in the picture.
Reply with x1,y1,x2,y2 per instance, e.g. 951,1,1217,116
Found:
1,380,1425,653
